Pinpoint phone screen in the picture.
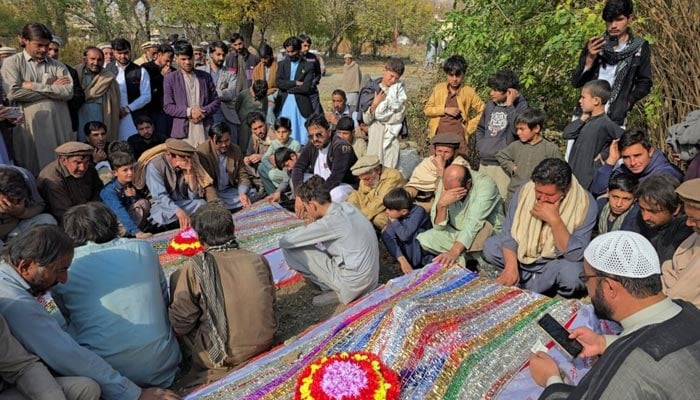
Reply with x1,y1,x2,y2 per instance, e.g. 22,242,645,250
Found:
537,314,583,358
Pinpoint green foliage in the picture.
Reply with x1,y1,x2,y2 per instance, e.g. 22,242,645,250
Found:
441,0,609,130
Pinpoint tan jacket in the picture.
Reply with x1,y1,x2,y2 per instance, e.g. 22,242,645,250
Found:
197,140,250,190
662,233,700,307
347,166,406,229
424,82,484,139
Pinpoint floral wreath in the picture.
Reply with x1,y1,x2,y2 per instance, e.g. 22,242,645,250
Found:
166,227,204,257
295,351,400,400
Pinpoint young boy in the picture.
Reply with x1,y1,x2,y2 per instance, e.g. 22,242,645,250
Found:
100,151,152,238
128,115,164,160
476,69,528,200
259,116,302,195
336,116,366,158
265,147,298,210
380,188,433,274
563,79,624,189
596,173,639,234
359,58,407,169
496,108,563,204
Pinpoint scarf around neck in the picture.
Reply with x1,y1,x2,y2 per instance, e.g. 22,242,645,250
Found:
600,29,645,106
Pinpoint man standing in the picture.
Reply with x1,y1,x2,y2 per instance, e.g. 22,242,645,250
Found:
280,176,379,306
662,179,700,307
342,54,362,113
198,41,240,143
275,36,314,145
106,38,151,141
0,225,180,400
76,47,120,142
142,44,174,139
530,231,700,399
252,44,278,125
346,155,405,230
483,158,597,297
163,41,220,147
299,34,323,114
48,36,85,137
417,164,503,268
1,22,74,175
97,42,113,67
133,41,159,66
37,142,103,224
224,33,259,92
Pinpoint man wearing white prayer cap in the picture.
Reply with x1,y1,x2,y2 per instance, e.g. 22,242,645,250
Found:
529,230,700,399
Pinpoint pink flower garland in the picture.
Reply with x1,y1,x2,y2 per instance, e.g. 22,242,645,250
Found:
295,351,400,400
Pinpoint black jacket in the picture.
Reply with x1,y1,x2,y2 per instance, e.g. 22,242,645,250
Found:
274,58,314,118
291,134,358,192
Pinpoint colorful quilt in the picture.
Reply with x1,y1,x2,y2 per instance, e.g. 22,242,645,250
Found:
184,263,600,400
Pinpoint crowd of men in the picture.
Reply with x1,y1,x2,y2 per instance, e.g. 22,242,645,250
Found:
1,0,699,398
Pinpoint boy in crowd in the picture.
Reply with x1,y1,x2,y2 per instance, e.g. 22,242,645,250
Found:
563,79,624,188
359,59,407,169
128,115,163,160
265,147,298,208
100,152,152,238
476,69,528,200
259,117,302,195
381,188,433,275
336,116,366,158
496,108,562,204
596,173,639,234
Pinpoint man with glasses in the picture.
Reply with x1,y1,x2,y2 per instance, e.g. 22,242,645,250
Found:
530,230,700,399
483,158,597,297
291,114,358,218
661,178,700,307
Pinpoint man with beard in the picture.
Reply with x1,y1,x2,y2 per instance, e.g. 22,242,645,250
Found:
404,133,470,211
662,179,700,307
224,33,259,91
252,44,278,125
163,41,220,147
291,113,358,217
530,230,700,400
341,53,362,113
76,47,120,142
275,36,314,145
133,41,159,66
346,155,405,230
633,174,692,264
37,142,103,223
143,44,174,139
0,225,180,400
298,34,323,114
48,36,85,137
106,38,151,141
198,41,240,143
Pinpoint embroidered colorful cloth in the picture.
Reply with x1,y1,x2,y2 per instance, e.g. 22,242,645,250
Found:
184,264,602,400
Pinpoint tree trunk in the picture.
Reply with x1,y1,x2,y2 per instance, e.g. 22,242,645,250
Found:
239,19,255,46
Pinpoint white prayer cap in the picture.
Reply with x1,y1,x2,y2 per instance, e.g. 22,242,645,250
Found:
51,36,63,47
584,231,660,278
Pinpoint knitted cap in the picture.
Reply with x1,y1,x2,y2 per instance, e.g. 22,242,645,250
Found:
584,231,660,278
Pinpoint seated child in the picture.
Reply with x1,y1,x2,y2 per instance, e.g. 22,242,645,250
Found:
259,117,302,195
100,151,152,238
380,188,433,274
336,115,366,158
266,147,298,210
597,173,639,234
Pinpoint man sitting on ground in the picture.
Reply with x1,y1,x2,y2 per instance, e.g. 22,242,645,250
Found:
128,115,164,160
484,158,597,297
662,178,700,307
280,176,379,306
0,166,56,245
53,203,181,388
169,203,277,386
417,164,503,268
347,155,406,230
37,142,103,224
530,231,700,399
633,174,692,264
404,133,470,211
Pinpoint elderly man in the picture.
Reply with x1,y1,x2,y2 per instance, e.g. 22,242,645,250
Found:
37,142,103,223
76,46,120,142
341,54,362,113
0,225,179,400
1,22,73,174
52,203,181,388
484,158,597,297
347,155,405,230
140,138,217,230
0,165,56,245
280,176,379,306
163,41,220,147
197,122,251,211
198,41,240,143
404,133,470,210
169,203,277,386
291,113,358,217
133,41,159,66
530,231,700,399
417,164,503,268
662,178,700,307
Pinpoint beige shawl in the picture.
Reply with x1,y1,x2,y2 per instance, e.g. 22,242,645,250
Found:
75,64,121,142
133,143,214,195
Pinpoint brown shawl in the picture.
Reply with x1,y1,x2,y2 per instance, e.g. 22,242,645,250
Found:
252,60,278,94
133,143,214,197
75,64,121,142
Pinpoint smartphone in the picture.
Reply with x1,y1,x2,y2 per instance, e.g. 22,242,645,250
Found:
537,313,583,358
605,35,619,48
7,107,22,119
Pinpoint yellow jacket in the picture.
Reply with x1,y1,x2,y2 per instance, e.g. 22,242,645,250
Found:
424,82,484,139
347,166,406,229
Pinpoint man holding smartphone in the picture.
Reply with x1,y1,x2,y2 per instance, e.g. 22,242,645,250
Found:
570,0,652,126
529,231,700,399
